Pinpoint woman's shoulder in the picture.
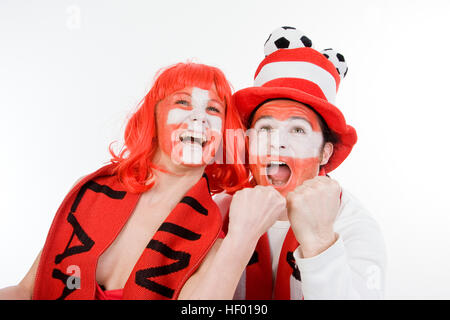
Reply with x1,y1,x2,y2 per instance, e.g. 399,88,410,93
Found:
68,163,119,191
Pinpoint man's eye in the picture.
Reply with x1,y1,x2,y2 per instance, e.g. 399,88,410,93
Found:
291,127,305,134
206,106,220,113
175,99,189,106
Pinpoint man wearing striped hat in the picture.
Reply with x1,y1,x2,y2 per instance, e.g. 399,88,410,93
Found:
214,26,386,299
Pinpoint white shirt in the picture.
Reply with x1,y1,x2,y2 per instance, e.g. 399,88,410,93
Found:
213,188,387,300
267,220,290,298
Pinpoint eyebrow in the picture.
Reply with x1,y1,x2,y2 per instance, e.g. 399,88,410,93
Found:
172,92,223,104
289,116,310,122
209,98,223,105
172,91,191,97
255,115,274,121
255,115,310,122
205,97,225,109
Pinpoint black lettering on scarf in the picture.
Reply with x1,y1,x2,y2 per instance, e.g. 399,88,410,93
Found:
51,269,79,300
180,196,208,215
158,222,201,241
52,180,126,299
134,182,213,297
286,251,301,281
71,180,127,212
54,212,95,264
55,180,126,264
135,239,191,299
202,173,211,194
135,210,204,299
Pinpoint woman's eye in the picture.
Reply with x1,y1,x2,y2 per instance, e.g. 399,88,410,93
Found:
291,127,305,134
206,106,220,113
175,99,189,106
258,126,272,132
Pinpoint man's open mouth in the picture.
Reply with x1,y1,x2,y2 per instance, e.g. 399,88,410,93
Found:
179,131,208,147
266,161,292,186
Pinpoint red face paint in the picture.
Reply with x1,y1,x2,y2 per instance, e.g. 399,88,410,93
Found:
155,86,225,167
249,100,324,196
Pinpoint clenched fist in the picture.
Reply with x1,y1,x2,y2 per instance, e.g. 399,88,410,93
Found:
286,176,341,258
228,185,286,245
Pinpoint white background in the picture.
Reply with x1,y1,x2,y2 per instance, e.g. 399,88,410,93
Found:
1,0,449,299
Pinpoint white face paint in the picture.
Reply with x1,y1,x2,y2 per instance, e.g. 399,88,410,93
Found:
166,87,223,134
164,87,224,165
182,143,203,164
249,116,323,159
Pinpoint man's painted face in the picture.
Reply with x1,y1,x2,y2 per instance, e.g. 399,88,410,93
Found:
155,86,225,166
249,100,324,196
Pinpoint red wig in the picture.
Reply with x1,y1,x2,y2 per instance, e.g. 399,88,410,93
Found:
109,62,249,194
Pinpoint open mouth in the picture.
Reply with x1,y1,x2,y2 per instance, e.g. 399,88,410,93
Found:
179,131,208,147
266,161,292,186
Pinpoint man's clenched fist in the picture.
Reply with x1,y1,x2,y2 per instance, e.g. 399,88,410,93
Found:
286,176,341,258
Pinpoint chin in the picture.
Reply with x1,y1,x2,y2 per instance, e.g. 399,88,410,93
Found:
176,154,211,167
170,139,219,167
179,158,214,167
274,185,294,197
252,167,318,197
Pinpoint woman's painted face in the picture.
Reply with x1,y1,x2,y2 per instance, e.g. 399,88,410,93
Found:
155,86,225,167
249,100,324,196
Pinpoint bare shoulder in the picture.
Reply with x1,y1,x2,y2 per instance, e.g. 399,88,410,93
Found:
15,249,42,299
70,175,87,190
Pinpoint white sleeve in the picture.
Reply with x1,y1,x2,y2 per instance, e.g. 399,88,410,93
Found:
293,189,387,300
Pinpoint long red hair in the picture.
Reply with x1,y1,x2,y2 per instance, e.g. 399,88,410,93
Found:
109,62,249,194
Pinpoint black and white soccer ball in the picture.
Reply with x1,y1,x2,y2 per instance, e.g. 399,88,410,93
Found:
321,48,348,78
264,26,313,56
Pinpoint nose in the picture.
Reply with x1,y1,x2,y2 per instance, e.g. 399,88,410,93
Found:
268,130,288,154
270,142,287,152
190,111,207,124
192,117,206,124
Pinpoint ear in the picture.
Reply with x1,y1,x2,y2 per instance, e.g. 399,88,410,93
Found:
320,142,334,166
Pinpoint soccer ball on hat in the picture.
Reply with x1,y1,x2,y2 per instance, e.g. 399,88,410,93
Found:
264,26,314,57
321,48,348,79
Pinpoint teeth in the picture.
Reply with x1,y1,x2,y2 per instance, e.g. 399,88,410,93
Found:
269,161,287,166
179,131,207,145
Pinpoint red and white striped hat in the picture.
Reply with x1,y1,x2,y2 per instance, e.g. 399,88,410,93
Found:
233,27,357,172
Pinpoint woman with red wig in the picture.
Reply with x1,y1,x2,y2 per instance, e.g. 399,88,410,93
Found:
0,62,282,300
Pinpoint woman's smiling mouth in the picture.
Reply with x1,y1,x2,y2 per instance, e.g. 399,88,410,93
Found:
179,131,208,147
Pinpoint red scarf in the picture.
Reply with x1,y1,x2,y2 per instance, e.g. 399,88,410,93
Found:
220,217,302,300
244,228,302,300
33,164,222,300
